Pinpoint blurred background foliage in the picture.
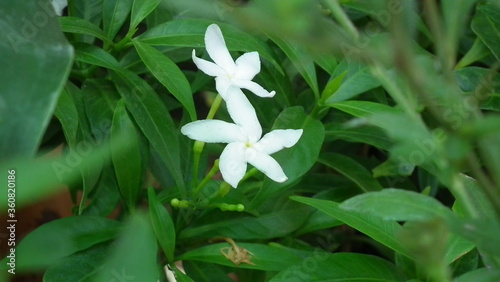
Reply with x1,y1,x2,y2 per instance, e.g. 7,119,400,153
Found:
2,0,500,281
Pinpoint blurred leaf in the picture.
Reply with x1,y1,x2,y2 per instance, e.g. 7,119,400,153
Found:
471,3,500,61
59,16,112,45
130,0,162,30
111,70,185,195
103,0,133,39
454,268,500,282
0,0,73,158
54,88,79,149
269,253,406,281
339,189,454,221
249,107,324,210
177,242,302,271
329,100,400,117
82,79,119,141
266,32,319,98
133,40,197,121
326,60,381,103
96,213,159,281
82,166,121,217
180,205,312,240
44,244,108,282
319,153,384,192
449,218,500,261
291,196,413,258
325,123,392,149
74,43,121,70
445,234,475,265
111,100,142,211
148,187,176,262
2,216,121,272
183,261,233,282
138,18,282,72
456,38,491,69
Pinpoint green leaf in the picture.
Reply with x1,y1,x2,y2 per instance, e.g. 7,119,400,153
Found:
130,0,162,30
5,216,121,271
148,187,176,262
0,1,73,158
74,43,121,70
318,153,384,192
103,0,133,39
326,60,382,103
138,19,282,73
325,123,392,150
339,189,454,221
249,107,324,210
111,100,142,211
266,32,319,98
291,196,413,258
96,213,159,281
454,268,500,282
54,88,80,149
180,205,312,240
177,243,302,271
472,3,500,61
270,253,406,281
111,70,185,195
133,40,197,120
329,100,400,118
82,166,121,217
59,16,112,45
183,261,233,282
44,244,109,282
448,218,500,261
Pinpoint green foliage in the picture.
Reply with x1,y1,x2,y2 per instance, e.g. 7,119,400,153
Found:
3,0,500,281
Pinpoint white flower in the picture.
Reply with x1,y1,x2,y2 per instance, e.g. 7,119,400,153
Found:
192,24,276,99
181,86,302,188
51,0,67,16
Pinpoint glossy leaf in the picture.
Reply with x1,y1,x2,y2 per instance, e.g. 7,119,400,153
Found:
74,43,121,70
291,196,413,258
0,1,73,158
130,0,162,30
133,40,196,120
59,16,112,45
102,0,133,39
111,100,142,211
319,152,384,192
148,187,176,262
177,242,303,271
111,70,185,194
339,189,455,221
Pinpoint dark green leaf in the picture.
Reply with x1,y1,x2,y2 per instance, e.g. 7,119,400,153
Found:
319,153,384,192
454,268,500,282
103,0,133,39
270,253,406,281
6,216,121,271
111,70,185,195
148,187,176,262
291,196,413,258
59,16,112,45
130,0,162,30
472,3,500,61
177,242,302,271
133,40,197,120
111,100,142,211
74,43,121,70
339,189,454,221
0,1,73,158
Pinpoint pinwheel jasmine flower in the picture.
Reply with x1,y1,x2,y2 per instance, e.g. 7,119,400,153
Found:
51,0,67,16
181,87,302,188
192,24,276,99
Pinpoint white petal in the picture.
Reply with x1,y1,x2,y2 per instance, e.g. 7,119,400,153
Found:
215,76,232,100
192,50,225,77
181,120,245,143
225,86,262,143
234,52,260,80
232,79,276,98
254,129,303,155
220,142,248,188
205,24,236,73
246,148,288,183
51,0,67,16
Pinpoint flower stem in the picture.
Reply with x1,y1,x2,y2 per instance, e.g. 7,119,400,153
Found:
192,94,223,187
324,0,359,39
194,159,220,194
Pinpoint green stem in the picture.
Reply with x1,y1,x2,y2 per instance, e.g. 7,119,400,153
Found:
192,94,223,187
324,0,359,39
194,159,220,194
